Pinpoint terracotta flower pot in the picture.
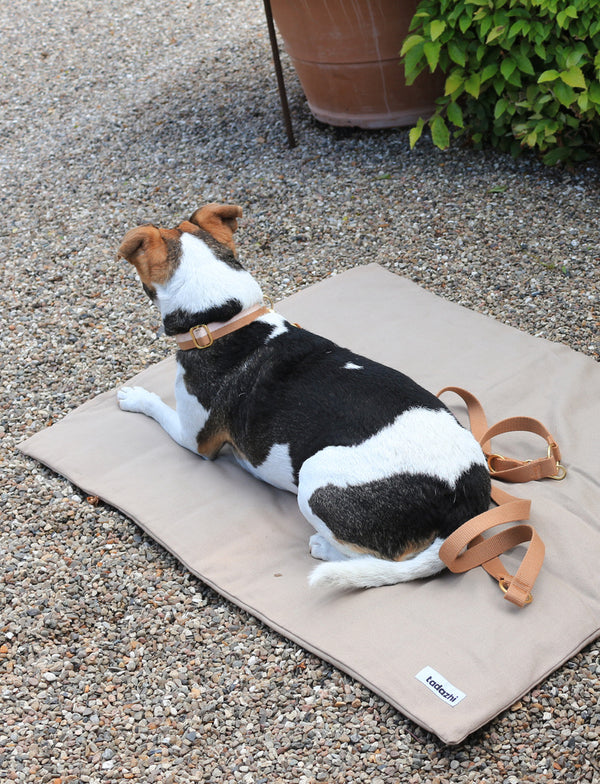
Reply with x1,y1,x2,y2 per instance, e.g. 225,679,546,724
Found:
270,0,443,129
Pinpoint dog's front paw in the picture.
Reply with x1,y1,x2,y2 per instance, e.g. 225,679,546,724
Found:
117,386,157,414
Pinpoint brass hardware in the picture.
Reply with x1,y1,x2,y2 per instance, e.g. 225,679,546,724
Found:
498,577,533,605
189,325,213,350
547,443,567,479
487,453,510,473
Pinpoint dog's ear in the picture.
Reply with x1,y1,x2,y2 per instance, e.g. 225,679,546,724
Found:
188,203,243,253
117,225,171,287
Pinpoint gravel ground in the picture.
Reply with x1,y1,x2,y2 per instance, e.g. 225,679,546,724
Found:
1,0,599,781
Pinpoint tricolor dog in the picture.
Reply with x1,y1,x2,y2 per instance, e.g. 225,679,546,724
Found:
117,204,490,589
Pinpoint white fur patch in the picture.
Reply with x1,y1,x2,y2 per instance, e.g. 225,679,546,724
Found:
259,311,289,342
344,362,364,370
155,233,263,319
172,364,211,453
236,442,297,494
299,407,485,495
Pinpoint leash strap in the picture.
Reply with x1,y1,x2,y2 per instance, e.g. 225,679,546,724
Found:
437,387,565,608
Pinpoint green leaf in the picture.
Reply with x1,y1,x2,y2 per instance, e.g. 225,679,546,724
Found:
560,66,586,89
500,57,516,81
514,52,535,76
577,92,590,112
423,41,442,72
403,43,426,84
400,34,425,57
448,39,467,67
588,81,600,104
508,19,529,38
481,63,498,83
494,97,509,119
480,16,493,39
429,19,447,41
431,115,450,149
538,69,560,83
525,131,538,147
542,146,571,165
486,25,505,44
554,80,577,107
506,68,522,88
525,85,538,104
446,101,464,128
493,75,505,95
565,48,586,69
444,70,465,96
459,12,473,33
409,117,425,149
464,72,481,98
557,5,578,27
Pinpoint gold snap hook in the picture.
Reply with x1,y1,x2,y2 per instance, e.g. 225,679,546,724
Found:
498,577,533,605
546,443,566,479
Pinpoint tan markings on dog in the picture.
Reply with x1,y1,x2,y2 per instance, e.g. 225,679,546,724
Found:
196,428,233,460
333,539,384,559
393,535,436,561
118,225,179,289
188,203,243,254
334,534,436,562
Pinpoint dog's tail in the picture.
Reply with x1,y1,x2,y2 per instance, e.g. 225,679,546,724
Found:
308,538,445,590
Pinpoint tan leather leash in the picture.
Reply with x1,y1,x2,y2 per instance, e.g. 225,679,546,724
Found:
437,387,567,608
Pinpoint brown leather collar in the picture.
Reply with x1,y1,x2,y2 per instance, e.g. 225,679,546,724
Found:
174,303,272,350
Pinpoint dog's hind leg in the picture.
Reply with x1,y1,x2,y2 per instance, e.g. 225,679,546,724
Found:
298,473,356,564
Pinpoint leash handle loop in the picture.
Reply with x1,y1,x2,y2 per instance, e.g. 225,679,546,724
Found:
439,387,566,483
437,387,563,608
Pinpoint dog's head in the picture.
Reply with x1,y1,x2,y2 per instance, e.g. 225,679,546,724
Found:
117,203,243,297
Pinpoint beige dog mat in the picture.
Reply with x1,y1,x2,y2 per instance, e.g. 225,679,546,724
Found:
19,264,600,744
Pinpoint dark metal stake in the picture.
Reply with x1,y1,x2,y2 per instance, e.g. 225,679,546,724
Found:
262,0,296,148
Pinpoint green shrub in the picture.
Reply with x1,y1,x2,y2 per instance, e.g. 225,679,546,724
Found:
401,0,600,164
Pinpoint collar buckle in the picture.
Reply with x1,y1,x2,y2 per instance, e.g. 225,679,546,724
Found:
189,324,214,350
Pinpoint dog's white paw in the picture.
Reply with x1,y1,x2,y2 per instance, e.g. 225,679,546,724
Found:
117,386,156,414
309,533,333,562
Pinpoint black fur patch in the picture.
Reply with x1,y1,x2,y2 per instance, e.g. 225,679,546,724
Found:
307,464,491,560
179,322,454,480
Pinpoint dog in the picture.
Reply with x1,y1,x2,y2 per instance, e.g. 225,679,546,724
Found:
117,203,491,589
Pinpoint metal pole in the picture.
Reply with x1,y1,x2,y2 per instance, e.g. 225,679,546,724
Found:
262,0,296,148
